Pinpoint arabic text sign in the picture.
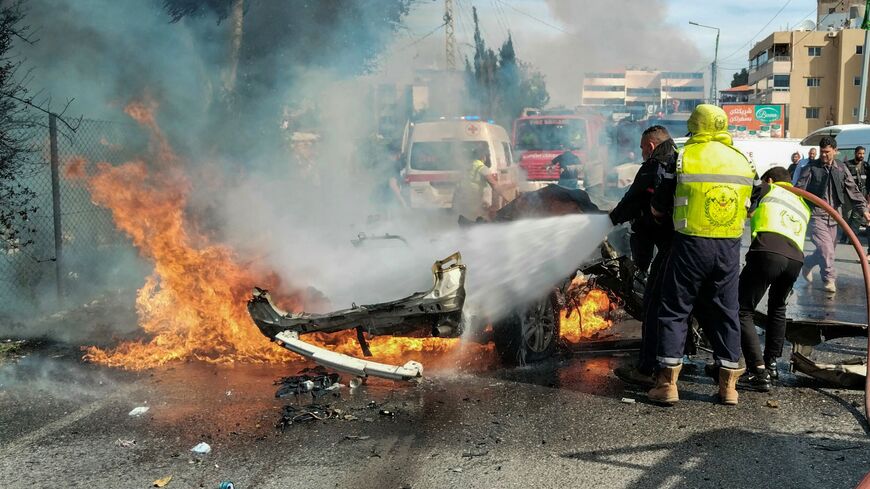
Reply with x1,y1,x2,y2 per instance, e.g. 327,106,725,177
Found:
722,104,785,137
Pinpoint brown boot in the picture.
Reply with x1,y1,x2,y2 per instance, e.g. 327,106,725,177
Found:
718,367,745,405
648,365,681,405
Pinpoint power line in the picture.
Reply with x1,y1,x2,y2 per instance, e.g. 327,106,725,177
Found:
396,21,448,52
493,0,569,35
719,0,793,62
794,0,846,47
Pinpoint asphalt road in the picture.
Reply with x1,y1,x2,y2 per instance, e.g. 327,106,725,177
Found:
1,242,869,488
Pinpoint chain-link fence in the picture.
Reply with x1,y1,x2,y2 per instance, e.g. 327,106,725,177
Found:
1,115,147,318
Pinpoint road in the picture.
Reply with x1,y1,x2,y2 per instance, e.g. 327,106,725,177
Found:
0,242,869,488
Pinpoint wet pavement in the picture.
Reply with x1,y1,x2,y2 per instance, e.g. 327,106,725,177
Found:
0,243,869,488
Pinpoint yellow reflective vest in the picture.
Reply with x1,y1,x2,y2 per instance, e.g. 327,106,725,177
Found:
750,182,810,251
673,142,757,238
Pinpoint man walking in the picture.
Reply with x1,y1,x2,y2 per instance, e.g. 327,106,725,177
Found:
791,147,817,185
796,137,870,293
738,167,810,392
647,104,758,406
840,146,869,244
609,125,678,386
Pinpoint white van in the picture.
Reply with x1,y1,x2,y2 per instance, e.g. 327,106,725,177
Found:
402,118,517,210
800,124,870,160
674,137,816,177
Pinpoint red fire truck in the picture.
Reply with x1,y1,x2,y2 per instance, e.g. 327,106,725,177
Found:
511,113,608,191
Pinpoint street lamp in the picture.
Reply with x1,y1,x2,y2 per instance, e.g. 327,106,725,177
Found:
689,21,720,106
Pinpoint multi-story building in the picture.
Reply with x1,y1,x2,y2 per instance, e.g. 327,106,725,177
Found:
581,70,706,114
748,0,869,137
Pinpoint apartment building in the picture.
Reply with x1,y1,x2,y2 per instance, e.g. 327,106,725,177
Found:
581,70,705,113
748,0,869,137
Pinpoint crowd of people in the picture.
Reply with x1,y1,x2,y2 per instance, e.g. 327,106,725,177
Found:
609,104,866,405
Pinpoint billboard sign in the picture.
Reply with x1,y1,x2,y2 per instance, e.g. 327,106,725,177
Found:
722,104,785,138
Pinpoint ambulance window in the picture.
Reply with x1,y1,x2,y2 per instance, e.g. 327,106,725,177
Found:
502,142,512,166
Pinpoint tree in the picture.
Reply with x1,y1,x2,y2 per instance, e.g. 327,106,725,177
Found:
464,7,549,125
0,2,40,253
731,68,749,87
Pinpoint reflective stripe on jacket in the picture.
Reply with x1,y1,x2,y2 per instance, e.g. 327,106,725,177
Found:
673,141,757,238
750,182,810,251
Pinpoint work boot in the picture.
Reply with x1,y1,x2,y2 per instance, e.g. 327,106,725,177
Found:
614,365,655,388
764,358,779,380
824,280,837,293
718,367,745,405
737,367,772,392
648,365,681,405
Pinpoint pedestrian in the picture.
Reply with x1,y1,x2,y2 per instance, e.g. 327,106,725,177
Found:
839,146,869,244
737,166,810,392
791,147,817,185
787,151,801,180
551,150,582,189
609,125,678,387
452,143,512,220
647,104,759,406
795,136,870,293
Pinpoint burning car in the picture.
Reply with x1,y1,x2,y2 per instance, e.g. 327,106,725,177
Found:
247,184,643,380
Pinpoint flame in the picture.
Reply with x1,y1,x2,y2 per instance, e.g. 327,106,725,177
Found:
76,100,487,371
559,288,613,343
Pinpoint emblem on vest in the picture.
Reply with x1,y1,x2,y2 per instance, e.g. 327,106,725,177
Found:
779,210,803,236
704,185,739,227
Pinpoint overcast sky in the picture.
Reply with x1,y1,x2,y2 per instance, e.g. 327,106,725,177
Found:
386,0,819,105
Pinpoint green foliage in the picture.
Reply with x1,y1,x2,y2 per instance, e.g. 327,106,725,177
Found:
731,68,748,88
464,7,549,125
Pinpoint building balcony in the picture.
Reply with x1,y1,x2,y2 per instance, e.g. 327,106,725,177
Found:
750,87,790,105
748,58,791,85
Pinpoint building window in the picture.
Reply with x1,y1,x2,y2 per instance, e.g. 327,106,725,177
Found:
626,88,661,96
806,107,820,119
808,46,822,57
585,85,625,92
661,72,704,79
859,45,864,55
856,76,862,86
662,86,704,92
585,72,624,79
854,107,860,117
807,77,821,87
773,74,790,89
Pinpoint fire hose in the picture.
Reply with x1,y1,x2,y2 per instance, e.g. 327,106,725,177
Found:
777,185,870,424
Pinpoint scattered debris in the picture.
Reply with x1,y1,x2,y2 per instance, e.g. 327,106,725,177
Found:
277,404,338,429
345,435,371,441
218,482,235,489
620,398,636,404
349,377,363,390
462,450,489,458
128,406,150,416
152,475,172,487
450,467,463,473
343,414,359,421
379,409,395,417
190,442,212,454
275,366,341,399
114,438,136,448
765,400,780,409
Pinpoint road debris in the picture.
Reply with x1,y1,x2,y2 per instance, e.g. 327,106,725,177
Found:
275,366,341,399
152,475,172,487
345,435,371,441
219,482,235,489
128,406,150,416
620,397,636,404
766,400,780,409
277,403,338,429
114,438,136,447
190,442,212,454
461,450,489,458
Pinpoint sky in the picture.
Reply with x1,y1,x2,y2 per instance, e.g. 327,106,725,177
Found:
386,0,820,105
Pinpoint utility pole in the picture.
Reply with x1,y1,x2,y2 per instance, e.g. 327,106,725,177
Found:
444,0,456,70
689,21,721,105
48,113,64,304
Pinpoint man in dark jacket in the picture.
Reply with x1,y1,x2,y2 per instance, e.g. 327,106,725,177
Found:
840,146,869,244
796,136,870,293
609,125,677,386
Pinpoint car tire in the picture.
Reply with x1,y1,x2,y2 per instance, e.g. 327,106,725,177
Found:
493,290,560,366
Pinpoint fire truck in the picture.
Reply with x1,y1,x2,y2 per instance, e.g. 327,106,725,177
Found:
511,112,608,191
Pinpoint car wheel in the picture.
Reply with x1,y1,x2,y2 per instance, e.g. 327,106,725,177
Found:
493,291,560,366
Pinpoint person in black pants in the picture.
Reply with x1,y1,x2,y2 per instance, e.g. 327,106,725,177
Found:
609,125,677,387
738,166,810,391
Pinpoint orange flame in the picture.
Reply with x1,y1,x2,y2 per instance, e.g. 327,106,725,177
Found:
76,100,487,370
559,288,613,343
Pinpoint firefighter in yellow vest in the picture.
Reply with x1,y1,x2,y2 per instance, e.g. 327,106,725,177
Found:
648,104,760,406
734,166,810,392
452,144,511,220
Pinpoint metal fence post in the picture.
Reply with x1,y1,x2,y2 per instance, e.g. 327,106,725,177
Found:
48,113,64,303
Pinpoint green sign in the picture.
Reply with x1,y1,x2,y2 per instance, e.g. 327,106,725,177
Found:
755,105,782,123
